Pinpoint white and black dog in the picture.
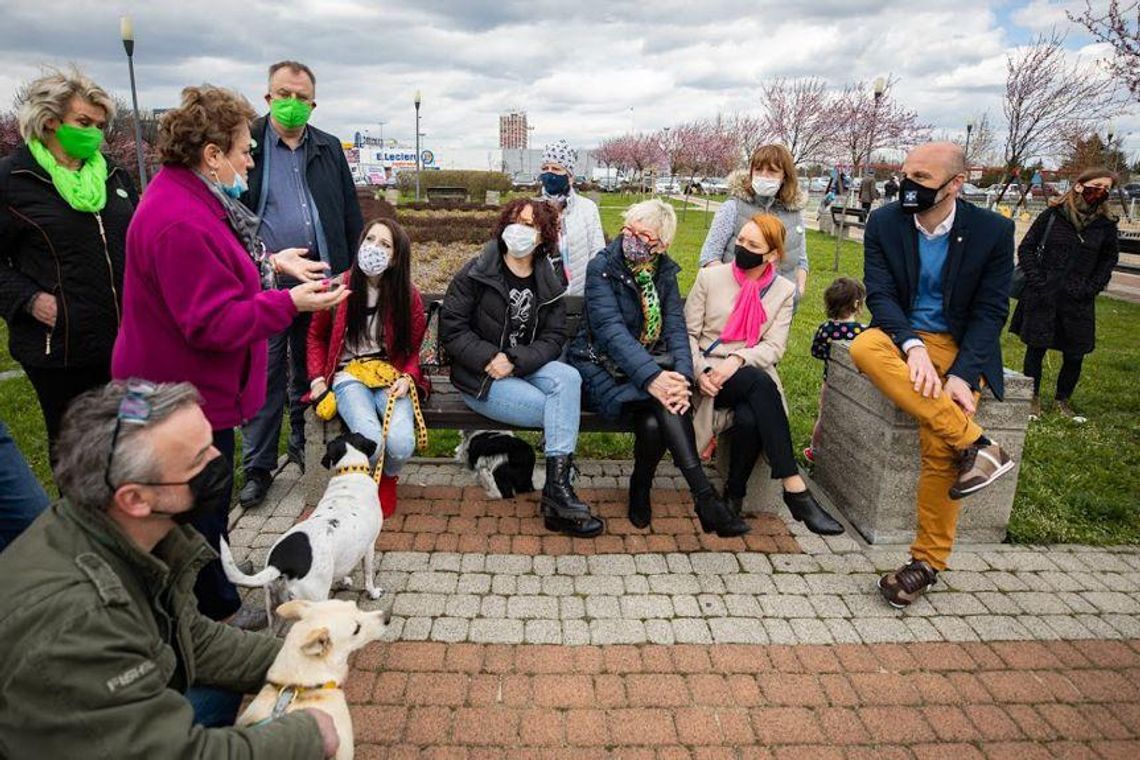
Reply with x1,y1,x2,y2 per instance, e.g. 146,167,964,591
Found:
455,431,544,499
220,432,385,628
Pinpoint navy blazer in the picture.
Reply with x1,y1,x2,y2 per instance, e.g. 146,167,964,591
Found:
863,199,1014,399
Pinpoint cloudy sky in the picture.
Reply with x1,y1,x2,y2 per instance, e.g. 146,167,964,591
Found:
0,0,1133,168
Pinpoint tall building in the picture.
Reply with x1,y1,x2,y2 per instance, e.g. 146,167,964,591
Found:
500,111,529,150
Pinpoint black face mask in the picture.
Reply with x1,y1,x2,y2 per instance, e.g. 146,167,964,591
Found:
151,455,232,526
899,174,956,215
734,244,768,270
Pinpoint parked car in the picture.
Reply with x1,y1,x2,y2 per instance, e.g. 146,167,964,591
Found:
655,176,681,194
1123,182,1140,199
809,176,830,192
686,176,728,194
960,182,987,201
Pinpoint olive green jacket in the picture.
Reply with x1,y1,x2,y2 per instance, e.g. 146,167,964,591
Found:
0,500,324,759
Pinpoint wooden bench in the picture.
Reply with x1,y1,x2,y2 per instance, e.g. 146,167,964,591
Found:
830,205,869,229
300,294,783,512
425,186,469,203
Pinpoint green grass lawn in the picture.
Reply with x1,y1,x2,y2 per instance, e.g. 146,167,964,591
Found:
2,209,1137,544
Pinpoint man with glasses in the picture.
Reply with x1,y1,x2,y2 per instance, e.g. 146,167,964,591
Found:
239,60,363,508
0,381,340,757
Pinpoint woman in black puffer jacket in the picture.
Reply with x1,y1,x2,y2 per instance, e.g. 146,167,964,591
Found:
0,70,137,461
440,198,603,538
1010,167,1120,421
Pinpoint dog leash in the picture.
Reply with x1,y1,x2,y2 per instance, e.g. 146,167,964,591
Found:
373,376,429,482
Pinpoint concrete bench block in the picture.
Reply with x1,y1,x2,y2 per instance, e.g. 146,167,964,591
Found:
812,342,1033,545
714,436,784,515
302,410,345,506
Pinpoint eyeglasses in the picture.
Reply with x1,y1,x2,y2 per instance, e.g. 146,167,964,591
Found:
104,380,157,492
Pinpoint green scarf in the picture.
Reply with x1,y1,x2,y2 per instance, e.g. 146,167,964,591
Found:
630,260,662,347
27,139,108,213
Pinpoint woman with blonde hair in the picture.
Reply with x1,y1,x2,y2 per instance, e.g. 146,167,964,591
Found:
569,199,748,537
699,144,810,304
1010,167,1120,421
686,213,843,535
0,68,137,461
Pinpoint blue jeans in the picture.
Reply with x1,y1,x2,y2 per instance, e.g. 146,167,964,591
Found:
332,378,416,476
186,686,242,727
460,361,580,456
0,421,49,552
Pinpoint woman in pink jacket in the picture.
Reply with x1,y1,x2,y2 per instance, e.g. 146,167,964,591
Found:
112,86,346,629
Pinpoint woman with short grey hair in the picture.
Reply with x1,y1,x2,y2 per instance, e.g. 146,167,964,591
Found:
0,67,137,469
568,199,749,537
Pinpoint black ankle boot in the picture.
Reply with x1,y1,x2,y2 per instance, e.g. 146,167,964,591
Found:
726,494,744,518
694,489,750,537
783,489,844,535
541,456,604,538
628,471,654,529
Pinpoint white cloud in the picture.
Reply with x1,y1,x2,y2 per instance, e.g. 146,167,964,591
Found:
0,0,1135,167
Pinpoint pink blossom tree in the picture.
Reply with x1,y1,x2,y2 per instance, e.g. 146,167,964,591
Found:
759,77,842,164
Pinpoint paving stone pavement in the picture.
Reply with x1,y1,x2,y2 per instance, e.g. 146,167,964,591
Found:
228,458,1140,756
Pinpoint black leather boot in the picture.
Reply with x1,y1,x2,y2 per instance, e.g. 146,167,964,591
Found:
689,480,750,537
726,494,744,518
783,489,844,535
541,455,604,538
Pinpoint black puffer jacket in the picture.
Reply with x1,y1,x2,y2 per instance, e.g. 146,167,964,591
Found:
1010,206,1119,354
439,240,567,399
0,145,137,368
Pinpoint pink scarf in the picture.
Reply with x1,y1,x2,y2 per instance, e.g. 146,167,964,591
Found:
720,263,776,348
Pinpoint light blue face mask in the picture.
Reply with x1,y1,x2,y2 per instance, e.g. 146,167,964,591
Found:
221,158,248,199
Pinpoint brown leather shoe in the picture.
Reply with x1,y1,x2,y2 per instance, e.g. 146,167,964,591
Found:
949,441,1014,499
878,559,938,608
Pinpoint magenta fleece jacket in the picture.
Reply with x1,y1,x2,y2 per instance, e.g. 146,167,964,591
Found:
112,165,297,429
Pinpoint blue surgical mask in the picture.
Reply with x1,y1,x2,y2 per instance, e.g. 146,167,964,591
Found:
540,171,571,197
221,159,248,199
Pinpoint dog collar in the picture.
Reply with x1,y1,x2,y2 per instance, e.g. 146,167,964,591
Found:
258,681,341,723
335,464,373,477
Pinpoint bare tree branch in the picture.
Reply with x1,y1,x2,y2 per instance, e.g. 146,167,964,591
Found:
1069,1,1140,101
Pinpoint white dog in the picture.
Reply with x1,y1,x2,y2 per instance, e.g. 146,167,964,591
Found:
221,433,385,627
238,599,391,760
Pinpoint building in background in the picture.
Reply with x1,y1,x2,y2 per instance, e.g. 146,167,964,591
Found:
499,110,529,150
344,133,439,186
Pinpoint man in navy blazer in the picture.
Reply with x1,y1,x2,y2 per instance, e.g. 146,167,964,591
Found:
849,142,1016,608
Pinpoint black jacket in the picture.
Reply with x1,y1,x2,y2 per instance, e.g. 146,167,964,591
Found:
242,116,363,275
863,199,1015,399
1010,206,1119,354
439,241,568,399
0,145,137,368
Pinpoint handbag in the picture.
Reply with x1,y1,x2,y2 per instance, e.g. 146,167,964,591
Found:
418,300,449,368
1011,211,1056,300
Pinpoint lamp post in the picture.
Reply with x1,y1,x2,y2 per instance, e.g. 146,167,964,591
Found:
119,16,148,188
1105,121,1131,220
414,91,422,201
965,119,975,167
378,120,387,146
833,76,885,271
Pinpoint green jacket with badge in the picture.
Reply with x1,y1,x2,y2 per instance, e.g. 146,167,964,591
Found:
0,499,325,759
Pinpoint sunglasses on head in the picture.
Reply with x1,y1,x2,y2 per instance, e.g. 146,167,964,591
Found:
103,380,157,492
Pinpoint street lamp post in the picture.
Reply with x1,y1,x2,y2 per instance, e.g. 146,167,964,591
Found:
1105,121,1131,220
378,120,387,146
119,16,148,188
834,76,885,271
414,91,422,201
965,119,975,166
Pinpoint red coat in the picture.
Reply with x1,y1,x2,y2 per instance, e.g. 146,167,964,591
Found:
306,273,430,399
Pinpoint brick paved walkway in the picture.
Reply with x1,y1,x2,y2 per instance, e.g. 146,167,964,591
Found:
228,458,1140,757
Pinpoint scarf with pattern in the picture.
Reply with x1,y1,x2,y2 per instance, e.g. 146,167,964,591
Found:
196,172,277,291
622,232,662,347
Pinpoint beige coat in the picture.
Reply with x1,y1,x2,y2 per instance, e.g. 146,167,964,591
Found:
684,263,796,454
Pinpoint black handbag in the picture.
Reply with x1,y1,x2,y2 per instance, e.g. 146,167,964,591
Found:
1011,211,1056,300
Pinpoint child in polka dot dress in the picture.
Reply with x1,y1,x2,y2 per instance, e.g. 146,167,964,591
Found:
806,277,867,463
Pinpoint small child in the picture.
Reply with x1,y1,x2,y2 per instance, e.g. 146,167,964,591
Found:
805,277,867,463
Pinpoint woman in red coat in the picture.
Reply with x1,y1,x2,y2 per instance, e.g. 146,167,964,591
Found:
308,218,428,515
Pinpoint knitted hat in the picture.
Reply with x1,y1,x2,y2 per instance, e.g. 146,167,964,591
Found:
541,139,577,175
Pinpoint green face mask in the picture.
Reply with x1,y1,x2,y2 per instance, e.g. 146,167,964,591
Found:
55,123,104,160
270,97,313,130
